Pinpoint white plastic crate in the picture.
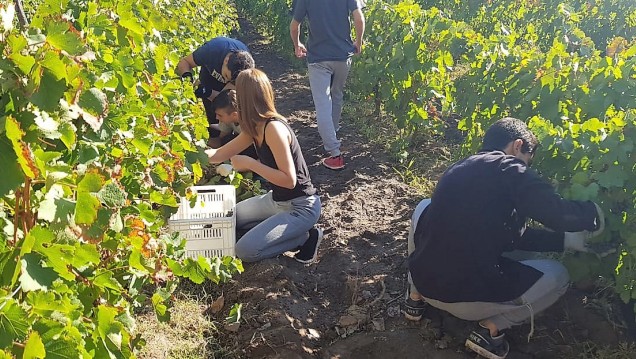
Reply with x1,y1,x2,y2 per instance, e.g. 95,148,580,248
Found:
168,185,236,258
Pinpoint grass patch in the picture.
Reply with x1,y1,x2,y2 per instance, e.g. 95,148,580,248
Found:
136,298,211,359
136,284,242,359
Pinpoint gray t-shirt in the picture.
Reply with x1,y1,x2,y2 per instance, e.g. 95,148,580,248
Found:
293,0,362,63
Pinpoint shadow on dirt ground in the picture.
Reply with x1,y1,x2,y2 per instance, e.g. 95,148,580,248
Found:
155,18,633,359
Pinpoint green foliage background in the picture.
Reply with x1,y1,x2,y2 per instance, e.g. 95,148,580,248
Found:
0,0,244,357
237,0,636,313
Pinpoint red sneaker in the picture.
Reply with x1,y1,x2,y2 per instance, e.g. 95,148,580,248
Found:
322,155,345,170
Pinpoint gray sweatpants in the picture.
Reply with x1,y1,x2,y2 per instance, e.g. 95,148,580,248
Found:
308,59,352,157
235,191,321,262
407,198,569,331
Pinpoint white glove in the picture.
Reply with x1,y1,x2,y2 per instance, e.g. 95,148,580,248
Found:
563,232,592,252
216,163,234,177
563,203,607,254
563,231,616,257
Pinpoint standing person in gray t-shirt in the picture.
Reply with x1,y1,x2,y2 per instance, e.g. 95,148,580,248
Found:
290,0,365,170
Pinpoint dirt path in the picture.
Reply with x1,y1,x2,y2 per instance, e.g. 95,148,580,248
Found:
203,18,630,359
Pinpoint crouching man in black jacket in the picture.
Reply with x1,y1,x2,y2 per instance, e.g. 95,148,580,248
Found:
405,117,604,359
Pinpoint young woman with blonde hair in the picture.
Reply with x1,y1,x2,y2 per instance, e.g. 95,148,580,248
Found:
206,68,322,263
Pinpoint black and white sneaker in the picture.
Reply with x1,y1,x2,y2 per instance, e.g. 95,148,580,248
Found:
294,227,323,264
402,296,427,321
465,325,509,359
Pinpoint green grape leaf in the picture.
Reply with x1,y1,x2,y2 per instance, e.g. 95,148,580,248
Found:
153,44,168,75
20,253,59,292
192,161,203,182
149,190,178,207
24,331,46,359
562,255,592,283
91,270,123,292
78,88,108,117
581,118,605,133
128,249,149,273
174,131,196,152
27,291,76,316
75,191,101,225
0,300,29,347
0,137,25,197
72,243,100,269
131,137,152,156
95,304,132,357
115,309,136,333
0,249,20,288
38,184,71,223
74,173,103,225
30,71,66,112
58,122,76,149
570,171,590,186
8,52,36,75
40,52,67,81
151,292,170,322
593,166,629,189
78,144,100,165
44,338,79,359
78,88,108,132
38,197,75,225
45,20,84,55
96,305,117,335
169,257,208,284
119,17,144,35
6,116,39,179
38,244,75,281
21,226,55,257
119,70,136,89
567,182,599,201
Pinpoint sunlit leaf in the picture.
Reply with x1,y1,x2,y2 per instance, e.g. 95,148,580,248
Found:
5,116,39,179
20,253,58,292
24,331,46,359
74,173,103,224
72,243,100,269
21,226,54,257
0,300,29,347
38,244,75,281
92,269,123,292
40,52,67,81
0,137,25,197
45,20,84,55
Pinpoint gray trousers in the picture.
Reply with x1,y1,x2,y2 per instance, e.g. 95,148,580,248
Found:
408,199,570,331
308,59,352,157
235,191,321,262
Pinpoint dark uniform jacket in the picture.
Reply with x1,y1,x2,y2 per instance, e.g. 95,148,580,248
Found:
409,150,599,303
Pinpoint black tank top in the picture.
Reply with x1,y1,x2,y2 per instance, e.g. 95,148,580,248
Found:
255,119,317,201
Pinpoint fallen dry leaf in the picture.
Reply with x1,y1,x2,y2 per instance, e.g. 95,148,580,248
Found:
209,294,225,314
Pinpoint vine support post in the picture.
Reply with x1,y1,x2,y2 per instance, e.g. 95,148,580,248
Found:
14,0,29,28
